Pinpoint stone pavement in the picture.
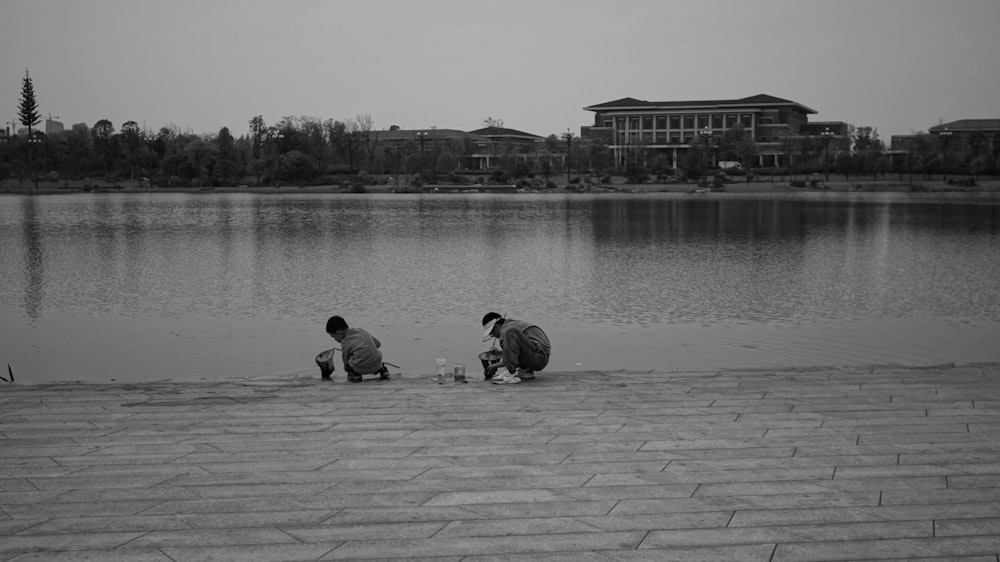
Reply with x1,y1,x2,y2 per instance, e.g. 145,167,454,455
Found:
2,364,1000,561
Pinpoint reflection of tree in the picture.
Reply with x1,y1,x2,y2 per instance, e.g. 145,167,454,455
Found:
21,197,44,319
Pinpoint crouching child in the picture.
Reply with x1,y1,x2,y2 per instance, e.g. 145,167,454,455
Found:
325,315,390,383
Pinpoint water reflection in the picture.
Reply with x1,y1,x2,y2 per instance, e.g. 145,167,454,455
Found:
1,192,998,383
21,197,45,319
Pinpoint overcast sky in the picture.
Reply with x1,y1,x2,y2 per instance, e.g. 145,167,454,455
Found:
2,0,998,140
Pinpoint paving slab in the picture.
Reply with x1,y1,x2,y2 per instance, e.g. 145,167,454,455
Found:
2,364,999,561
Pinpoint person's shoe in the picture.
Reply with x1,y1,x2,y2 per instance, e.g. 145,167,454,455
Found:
492,374,521,384
517,369,535,380
378,365,391,380
347,374,363,383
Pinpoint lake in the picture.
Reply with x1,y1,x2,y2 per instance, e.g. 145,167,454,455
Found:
1,191,998,383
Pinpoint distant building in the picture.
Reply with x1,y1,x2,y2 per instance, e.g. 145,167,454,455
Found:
379,126,544,170
45,118,64,135
929,119,1000,137
892,119,1000,151
889,119,1000,169
582,94,848,168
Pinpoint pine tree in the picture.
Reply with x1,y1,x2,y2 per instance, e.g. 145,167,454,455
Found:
18,68,41,136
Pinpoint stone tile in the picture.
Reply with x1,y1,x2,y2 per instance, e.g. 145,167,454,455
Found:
318,531,646,559
4,500,163,519
642,521,929,548
7,548,174,561
595,467,834,485
123,527,303,548
0,532,145,558
603,544,776,561
936,517,1000,537
158,543,340,562
24,515,193,534
0,490,65,504
423,489,567,506
439,517,599,538
666,455,898,470
49,486,201,503
289,521,447,542
177,509,334,529
947,474,1000,488
729,506,885,527
773,536,1000,561
574,511,733,532
882,488,1000,506
431,500,617,520
140,492,435,515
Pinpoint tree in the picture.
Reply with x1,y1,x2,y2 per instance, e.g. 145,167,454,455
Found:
300,117,326,174
18,69,41,134
248,115,266,159
719,123,758,171
18,68,42,188
851,126,884,179
120,121,143,180
355,114,378,170
214,126,238,185
91,119,116,177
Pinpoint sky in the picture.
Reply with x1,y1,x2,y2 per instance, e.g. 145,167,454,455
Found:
1,0,998,141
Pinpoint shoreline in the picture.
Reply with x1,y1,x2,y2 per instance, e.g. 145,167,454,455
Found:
3,177,999,196
5,360,997,388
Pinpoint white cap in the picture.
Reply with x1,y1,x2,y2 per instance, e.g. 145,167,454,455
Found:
482,318,500,342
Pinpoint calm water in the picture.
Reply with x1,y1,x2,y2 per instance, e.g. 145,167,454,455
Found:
1,192,998,383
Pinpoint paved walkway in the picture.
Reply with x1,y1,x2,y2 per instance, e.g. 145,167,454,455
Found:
2,364,1000,561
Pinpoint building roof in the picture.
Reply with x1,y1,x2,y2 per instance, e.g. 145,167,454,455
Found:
928,119,1000,133
467,126,544,140
583,94,817,115
379,128,486,142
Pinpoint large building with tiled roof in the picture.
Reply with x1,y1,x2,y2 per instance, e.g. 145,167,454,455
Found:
379,126,545,171
582,94,846,168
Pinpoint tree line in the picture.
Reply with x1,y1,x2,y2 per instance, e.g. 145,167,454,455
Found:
5,69,998,188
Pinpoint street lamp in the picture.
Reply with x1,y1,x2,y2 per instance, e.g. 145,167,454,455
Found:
563,128,574,183
820,127,835,183
269,131,285,186
938,128,953,181
699,126,714,172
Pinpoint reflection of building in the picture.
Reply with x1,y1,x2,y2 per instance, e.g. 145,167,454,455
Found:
45,118,64,135
582,94,847,168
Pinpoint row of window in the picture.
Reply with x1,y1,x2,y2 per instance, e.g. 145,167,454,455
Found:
612,131,783,145
604,113,777,131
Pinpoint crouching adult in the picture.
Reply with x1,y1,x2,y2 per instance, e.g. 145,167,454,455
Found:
481,312,551,384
